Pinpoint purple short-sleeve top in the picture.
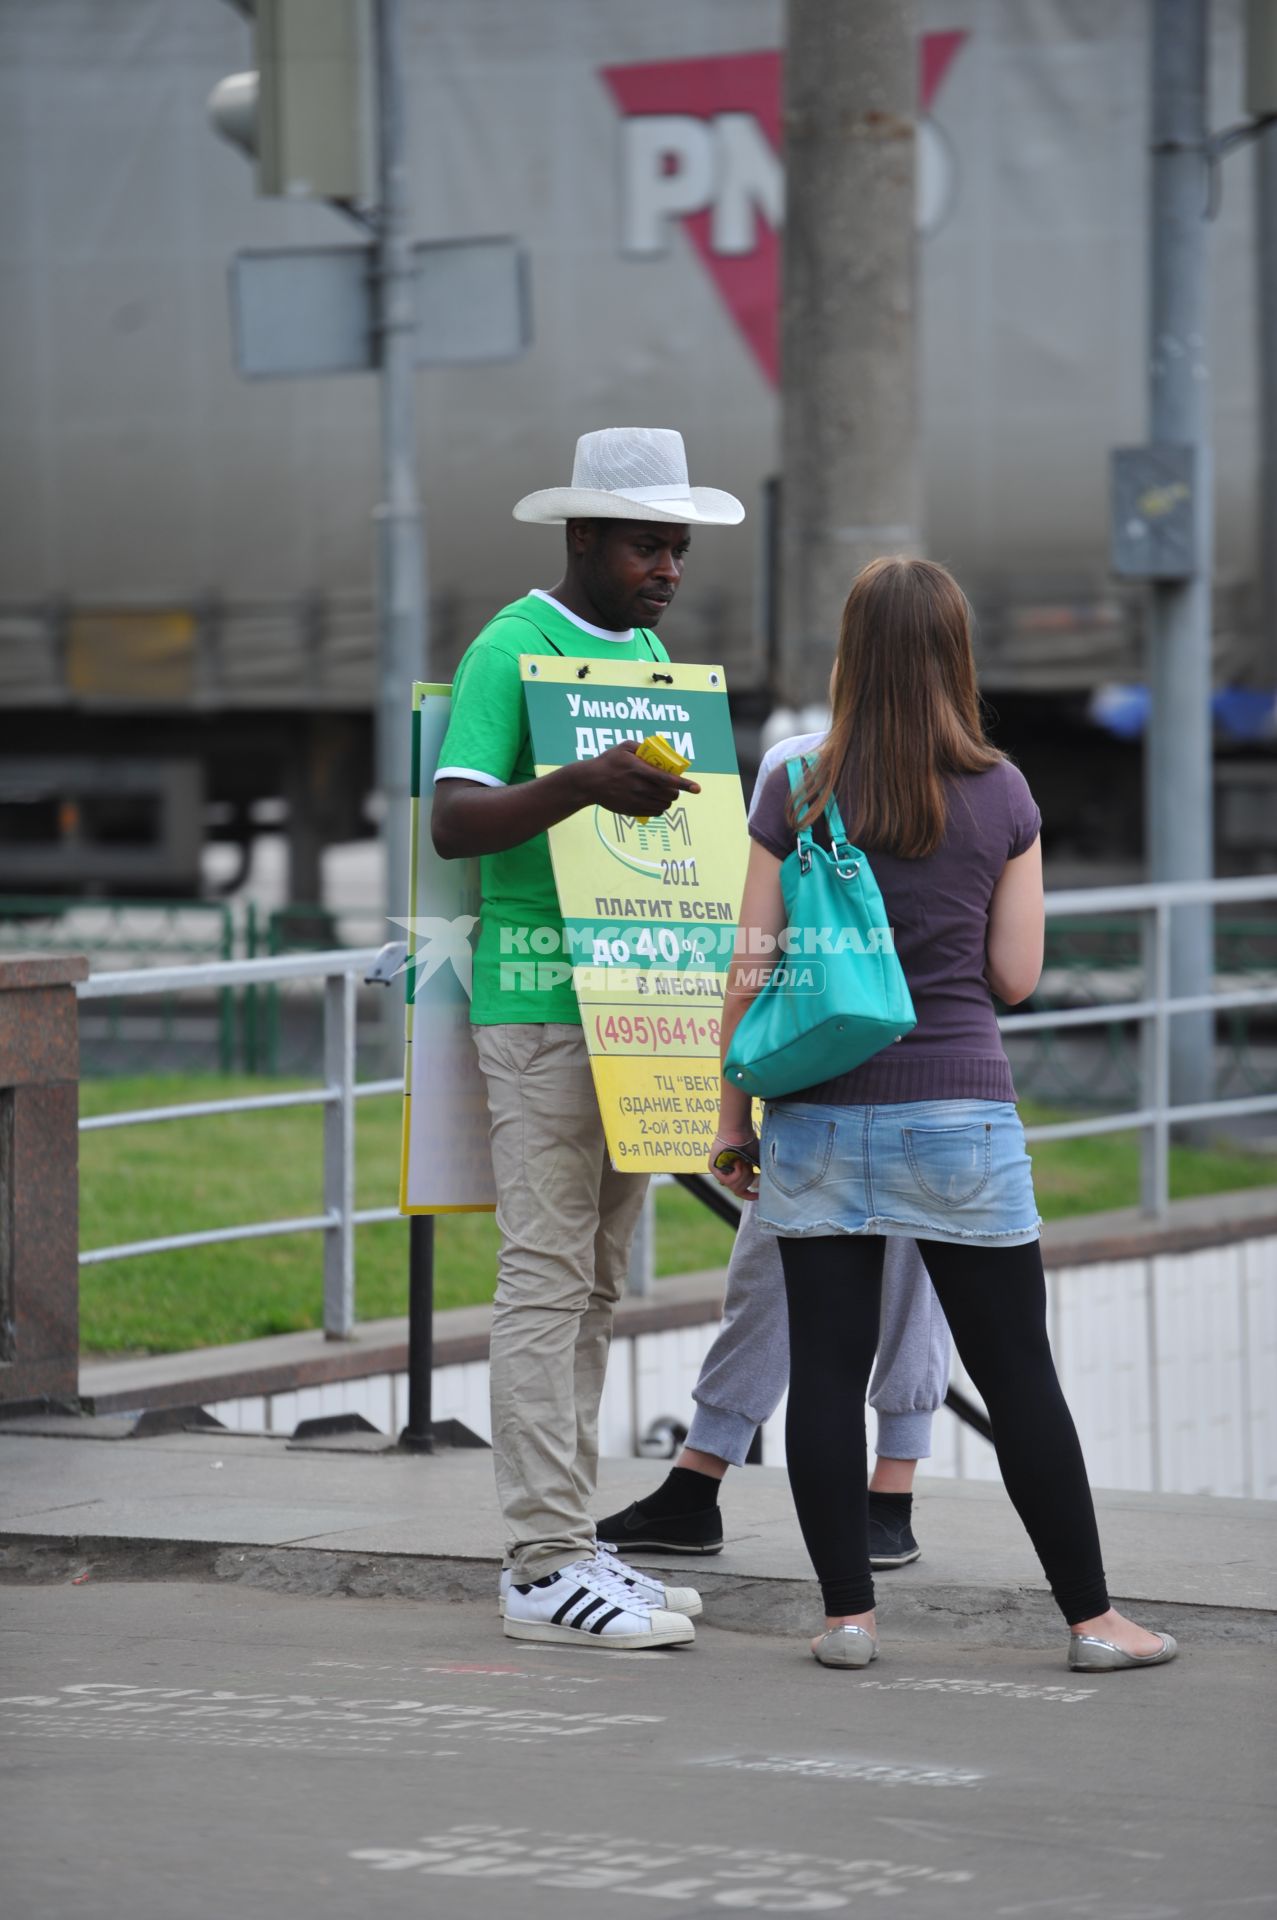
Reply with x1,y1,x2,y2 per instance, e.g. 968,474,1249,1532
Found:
748,756,1042,1106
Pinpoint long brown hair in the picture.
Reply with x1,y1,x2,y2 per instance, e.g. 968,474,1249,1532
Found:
791,556,1002,859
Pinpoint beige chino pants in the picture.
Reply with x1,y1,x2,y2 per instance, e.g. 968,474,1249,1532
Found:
474,1022,650,1581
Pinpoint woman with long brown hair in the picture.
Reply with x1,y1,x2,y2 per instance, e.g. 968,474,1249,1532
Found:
711,556,1175,1674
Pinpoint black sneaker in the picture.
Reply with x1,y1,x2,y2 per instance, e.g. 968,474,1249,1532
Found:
594,1497,724,1556
867,1502,921,1569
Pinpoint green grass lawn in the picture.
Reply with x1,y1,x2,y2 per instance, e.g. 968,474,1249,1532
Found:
78,1075,1275,1356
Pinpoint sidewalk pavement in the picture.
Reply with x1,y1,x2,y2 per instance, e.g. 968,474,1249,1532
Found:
1,1421,1272,1645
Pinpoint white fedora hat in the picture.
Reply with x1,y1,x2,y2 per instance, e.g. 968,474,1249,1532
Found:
513,427,745,527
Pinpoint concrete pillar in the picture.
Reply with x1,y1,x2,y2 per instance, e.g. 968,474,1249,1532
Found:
0,954,87,1413
778,0,921,708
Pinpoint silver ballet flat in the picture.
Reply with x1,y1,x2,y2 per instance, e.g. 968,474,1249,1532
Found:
812,1625,879,1669
1068,1631,1178,1672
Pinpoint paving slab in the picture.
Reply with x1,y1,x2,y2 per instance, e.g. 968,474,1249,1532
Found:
1,1428,1273,1644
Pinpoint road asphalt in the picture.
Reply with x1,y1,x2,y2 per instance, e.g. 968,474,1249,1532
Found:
2,1422,1274,1915
2,1578,1274,1920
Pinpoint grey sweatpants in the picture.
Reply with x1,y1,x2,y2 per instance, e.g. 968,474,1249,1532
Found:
687,1202,952,1466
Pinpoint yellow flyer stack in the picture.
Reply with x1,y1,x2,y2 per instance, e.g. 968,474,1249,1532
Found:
522,656,748,1173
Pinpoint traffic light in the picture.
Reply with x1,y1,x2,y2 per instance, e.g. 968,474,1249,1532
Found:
208,0,375,202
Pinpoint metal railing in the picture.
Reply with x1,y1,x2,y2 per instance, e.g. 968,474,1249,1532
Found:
36,888,1276,1088
1010,874,1277,1213
1017,909,1277,1107
72,876,1277,1342
77,949,399,1339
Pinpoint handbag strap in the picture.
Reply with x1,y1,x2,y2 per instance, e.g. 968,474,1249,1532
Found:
785,754,856,863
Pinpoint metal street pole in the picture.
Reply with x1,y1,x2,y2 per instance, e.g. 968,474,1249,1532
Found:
1147,0,1215,1118
1259,115,1277,684
402,1213,437,1451
371,0,437,1442
374,0,426,944
778,0,920,709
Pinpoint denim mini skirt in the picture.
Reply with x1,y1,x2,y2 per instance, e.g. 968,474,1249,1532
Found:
757,1099,1042,1248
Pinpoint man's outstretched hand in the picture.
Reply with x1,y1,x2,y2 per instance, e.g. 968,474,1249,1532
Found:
434,742,700,861
574,740,701,817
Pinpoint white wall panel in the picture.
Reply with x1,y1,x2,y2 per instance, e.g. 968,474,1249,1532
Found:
1153,1246,1248,1498
1054,1257,1154,1493
597,1343,635,1461
926,1402,961,1480
291,1384,328,1429
1243,1236,1277,1501
759,1383,788,1468
431,1359,492,1442
367,1373,395,1437
206,1393,266,1431
629,1324,718,1454
268,1389,300,1435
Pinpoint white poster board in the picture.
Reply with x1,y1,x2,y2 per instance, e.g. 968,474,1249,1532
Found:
398,682,497,1213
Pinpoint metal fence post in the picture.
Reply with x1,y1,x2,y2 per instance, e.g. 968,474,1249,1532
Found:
267,910,281,1075
400,1214,436,1451
322,968,357,1337
373,0,428,1011
626,1186,656,1296
1141,901,1173,1216
1139,907,1157,1214
243,901,259,1074
218,904,235,1074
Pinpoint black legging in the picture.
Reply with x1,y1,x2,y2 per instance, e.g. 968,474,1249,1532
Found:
779,1234,1110,1626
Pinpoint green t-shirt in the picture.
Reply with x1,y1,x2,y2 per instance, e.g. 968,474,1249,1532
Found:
436,592,671,1025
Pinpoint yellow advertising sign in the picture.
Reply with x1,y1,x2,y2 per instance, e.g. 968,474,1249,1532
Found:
522,655,748,1173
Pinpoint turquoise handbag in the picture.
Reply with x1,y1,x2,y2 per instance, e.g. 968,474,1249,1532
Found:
723,757,917,1098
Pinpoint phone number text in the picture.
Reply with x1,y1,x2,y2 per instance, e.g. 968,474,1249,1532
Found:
592,1012,721,1054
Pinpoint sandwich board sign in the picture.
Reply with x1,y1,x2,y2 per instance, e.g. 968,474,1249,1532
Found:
522,656,748,1174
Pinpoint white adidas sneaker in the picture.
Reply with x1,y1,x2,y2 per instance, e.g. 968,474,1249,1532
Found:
502,1559,695,1649
594,1543,703,1619
496,1550,702,1620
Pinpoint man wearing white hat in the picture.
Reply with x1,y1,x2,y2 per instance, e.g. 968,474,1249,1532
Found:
432,427,744,1650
